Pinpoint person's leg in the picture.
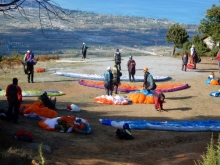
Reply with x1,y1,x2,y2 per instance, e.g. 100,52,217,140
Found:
105,88,109,95
12,102,20,123
132,74,135,82
218,62,220,73
115,84,118,94
6,102,13,121
31,70,34,83
27,73,30,83
128,72,132,82
184,64,187,71
119,63,121,70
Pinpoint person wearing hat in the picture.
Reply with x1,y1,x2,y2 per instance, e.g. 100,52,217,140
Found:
127,56,136,82
5,78,22,124
114,49,121,70
143,67,156,92
81,43,89,59
103,66,113,96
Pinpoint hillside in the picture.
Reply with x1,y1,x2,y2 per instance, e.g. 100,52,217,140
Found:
0,7,198,55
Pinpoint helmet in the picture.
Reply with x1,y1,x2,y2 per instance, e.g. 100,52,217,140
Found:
129,55,132,59
27,50,30,53
123,123,130,129
107,66,111,71
83,43,85,45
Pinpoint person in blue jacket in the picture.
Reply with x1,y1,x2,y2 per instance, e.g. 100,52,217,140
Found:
143,67,156,92
104,66,113,96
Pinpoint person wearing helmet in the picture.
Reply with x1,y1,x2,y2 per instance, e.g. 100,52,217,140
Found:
81,43,89,59
22,50,31,74
115,123,134,140
26,50,37,83
103,66,113,96
143,67,156,93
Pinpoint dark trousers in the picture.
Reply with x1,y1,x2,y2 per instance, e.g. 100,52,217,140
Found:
128,72,135,82
82,52,87,59
115,62,121,70
105,88,113,96
27,69,34,83
182,64,187,71
6,101,20,122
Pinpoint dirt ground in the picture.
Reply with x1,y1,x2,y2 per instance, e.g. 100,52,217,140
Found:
0,55,220,165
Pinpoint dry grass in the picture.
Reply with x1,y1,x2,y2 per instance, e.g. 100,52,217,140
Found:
0,56,220,165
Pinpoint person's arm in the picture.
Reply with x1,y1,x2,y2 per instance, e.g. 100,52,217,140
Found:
143,73,147,87
5,85,10,101
127,60,130,68
17,86,22,103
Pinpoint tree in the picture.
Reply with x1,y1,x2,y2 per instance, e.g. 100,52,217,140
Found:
198,4,220,47
166,24,189,55
0,0,71,36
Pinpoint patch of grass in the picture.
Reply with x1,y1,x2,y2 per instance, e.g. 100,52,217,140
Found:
194,133,220,165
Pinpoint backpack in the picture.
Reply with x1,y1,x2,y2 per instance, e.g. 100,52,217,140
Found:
115,129,134,140
104,71,110,88
115,53,121,64
129,60,136,74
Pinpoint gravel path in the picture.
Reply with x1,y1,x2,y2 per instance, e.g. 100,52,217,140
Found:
52,55,205,81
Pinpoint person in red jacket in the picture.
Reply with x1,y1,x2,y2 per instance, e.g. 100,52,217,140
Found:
153,90,165,112
6,78,22,123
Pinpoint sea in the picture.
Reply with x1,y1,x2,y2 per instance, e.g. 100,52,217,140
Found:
53,0,219,25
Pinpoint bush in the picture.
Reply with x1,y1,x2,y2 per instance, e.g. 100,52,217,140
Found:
194,133,220,165
210,47,219,57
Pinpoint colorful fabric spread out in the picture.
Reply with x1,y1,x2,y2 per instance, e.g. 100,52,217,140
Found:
20,102,58,120
78,79,188,93
94,95,130,105
210,90,220,97
38,116,92,134
99,119,220,132
54,72,171,82
206,78,219,85
127,91,155,104
0,90,65,97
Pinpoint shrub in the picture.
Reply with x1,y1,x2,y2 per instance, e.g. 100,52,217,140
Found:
194,133,220,165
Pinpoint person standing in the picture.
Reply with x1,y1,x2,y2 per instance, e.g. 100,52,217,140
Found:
114,49,121,70
216,49,220,73
6,78,22,123
112,65,122,94
153,90,165,112
182,51,188,71
104,66,113,96
81,43,88,59
192,50,197,69
190,45,195,64
127,56,136,82
143,67,156,92
26,51,36,83
22,50,31,74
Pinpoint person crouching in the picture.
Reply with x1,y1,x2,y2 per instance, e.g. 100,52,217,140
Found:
153,90,165,112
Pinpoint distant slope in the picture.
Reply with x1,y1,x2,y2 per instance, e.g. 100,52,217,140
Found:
0,7,198,55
